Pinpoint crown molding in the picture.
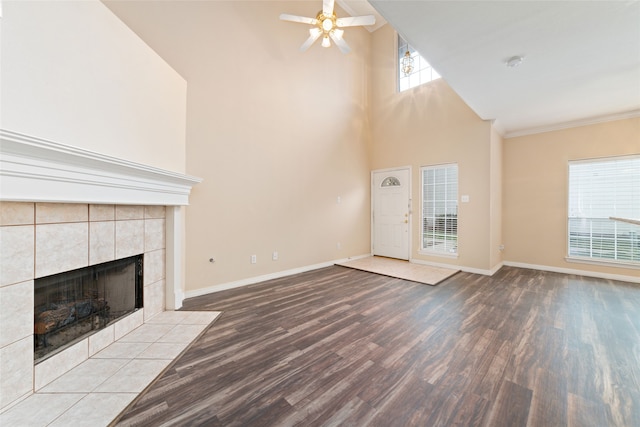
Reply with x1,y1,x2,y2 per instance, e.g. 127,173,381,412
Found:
504,109,640,139
0,129,202,205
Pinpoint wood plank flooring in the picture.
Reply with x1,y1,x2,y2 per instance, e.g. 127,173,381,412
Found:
112,266,640,426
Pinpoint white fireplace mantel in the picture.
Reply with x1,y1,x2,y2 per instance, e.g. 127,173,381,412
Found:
0,129,202,206
0,128,202,311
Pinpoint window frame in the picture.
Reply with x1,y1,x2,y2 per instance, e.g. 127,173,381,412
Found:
420,163,459,257
566,155,640,269
397,34,440,93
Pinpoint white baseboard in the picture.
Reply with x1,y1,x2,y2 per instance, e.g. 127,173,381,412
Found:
503,261,640,284
184,254,372,300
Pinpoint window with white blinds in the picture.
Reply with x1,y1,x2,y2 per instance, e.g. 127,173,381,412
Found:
421,164,458,255
568,155,640,265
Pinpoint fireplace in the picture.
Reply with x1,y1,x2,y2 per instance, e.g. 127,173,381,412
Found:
34,255,144,362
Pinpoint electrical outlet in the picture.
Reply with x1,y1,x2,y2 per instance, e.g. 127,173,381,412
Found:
250,255,257,264
272,251,278,261
337,242,341,250
499,244,505,251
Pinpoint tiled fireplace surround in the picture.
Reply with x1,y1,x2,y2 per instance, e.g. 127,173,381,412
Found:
0,202,168,410
0,130,202,414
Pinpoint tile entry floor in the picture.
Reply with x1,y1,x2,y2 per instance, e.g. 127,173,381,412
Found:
0,310,221,427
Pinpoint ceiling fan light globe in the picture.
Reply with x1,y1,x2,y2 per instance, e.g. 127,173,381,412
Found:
309,28,321,37
322,18,333,32
322,36,331,47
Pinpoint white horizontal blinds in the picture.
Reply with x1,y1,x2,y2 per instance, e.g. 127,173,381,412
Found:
568,155,640,264
422,164,458,254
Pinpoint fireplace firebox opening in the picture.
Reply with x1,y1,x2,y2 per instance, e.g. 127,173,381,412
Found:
34,254,143,362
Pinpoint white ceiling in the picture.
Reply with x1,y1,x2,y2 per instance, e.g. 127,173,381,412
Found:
362,0,640,137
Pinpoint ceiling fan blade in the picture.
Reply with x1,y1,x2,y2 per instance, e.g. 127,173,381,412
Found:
336,15,376,27
323,0,335,16
300,31,321,52
330,32,351,54
280,13,318,25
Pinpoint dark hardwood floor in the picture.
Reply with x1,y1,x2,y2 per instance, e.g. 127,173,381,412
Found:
112,265,640,426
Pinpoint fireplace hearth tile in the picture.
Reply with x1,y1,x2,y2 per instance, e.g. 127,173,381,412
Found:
182,311,222,325
157,324,209,344
0,202,34,226
0,392,85,427
93,342,151,359
145,310,221,326
48,393,137,427
1,310,221,425
145,309,196,324
39,358,129,393
137,342,188,359
117,323,176,343
94,359,171,393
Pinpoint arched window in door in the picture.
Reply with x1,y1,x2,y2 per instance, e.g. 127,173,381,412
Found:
381,176,401,187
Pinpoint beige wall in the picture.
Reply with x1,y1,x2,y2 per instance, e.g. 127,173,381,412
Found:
503,117,640,278
105,1,373,291
370,24,497,272
1,0,187,173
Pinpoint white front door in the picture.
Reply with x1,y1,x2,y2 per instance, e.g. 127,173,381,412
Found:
372,168,410,260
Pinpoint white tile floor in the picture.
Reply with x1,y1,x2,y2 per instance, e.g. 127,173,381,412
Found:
0,310,221,427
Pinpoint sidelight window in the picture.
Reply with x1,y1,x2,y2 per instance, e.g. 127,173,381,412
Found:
421,163,458,255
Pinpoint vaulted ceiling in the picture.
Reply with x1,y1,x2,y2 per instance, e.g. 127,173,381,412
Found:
353,0,640,137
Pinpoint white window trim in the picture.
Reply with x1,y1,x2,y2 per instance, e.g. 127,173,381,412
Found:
397,33,440,93
566,154,640,269
420,163,459,258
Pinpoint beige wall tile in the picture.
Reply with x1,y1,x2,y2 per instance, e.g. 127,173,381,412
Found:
88,325,115,357
0,280,34,347
115,205,144,220
36,203,88,224
35,223,88,278
144,219,165,252
144,249,165,286
34,339,88,391
144,205,166,219
143,279,165,321
90,221,115,265
0,337,33,409
89,205,115,221
0,202,34,226
0,226,35,287
114,310,144,341
115,220,144,258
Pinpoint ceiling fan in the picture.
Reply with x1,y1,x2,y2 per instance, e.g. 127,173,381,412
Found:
280,0,375,54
